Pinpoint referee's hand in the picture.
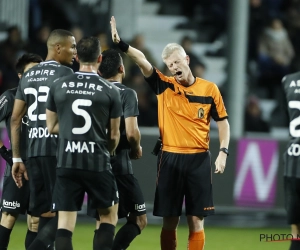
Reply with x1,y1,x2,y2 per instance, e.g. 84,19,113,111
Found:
214,152,227,174
12,162,28,188
110,16,120,44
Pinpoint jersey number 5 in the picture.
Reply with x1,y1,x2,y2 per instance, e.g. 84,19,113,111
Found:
72,99,92,134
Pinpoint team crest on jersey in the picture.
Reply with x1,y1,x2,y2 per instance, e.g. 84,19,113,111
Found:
198,108,204,119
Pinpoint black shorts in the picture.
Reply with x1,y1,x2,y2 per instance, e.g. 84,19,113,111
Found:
154,151,214,217
87,174,146,219
27,156,56,216
0,163,29,214
52,168,118,212
284,176,300,224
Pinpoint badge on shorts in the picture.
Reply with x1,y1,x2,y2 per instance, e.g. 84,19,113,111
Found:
198,108,204,119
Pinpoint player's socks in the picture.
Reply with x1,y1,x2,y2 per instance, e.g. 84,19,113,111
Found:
112,222,141,250
0,225,12,250
290,240,300,250
188,230,205,250
55,229,73,250
38,217,52,231
27,216,58,250
25,229,37,249
160,228,177,250
93,223,115,250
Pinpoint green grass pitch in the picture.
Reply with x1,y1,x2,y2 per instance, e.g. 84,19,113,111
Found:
9,221,290,250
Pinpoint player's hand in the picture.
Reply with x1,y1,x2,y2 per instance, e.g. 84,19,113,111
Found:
110,16,120,44
12,162,28,188
130,146,142,160
214,152,227,174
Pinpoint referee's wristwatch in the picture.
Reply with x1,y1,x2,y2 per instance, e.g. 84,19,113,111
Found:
219,147,229,156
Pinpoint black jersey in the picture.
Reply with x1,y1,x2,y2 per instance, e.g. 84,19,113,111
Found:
110,82,139,175
282,72,300,178
0,88,28,162
15,61,73,157
46,72,122,172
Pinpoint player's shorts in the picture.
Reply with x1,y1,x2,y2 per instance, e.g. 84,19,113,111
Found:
284,176,300,224
0,163,29,214
27,156,56,216
153,150,214,217
87,174,146,219
52,168,119,212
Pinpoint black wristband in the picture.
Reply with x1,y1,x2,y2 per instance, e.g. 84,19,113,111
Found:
0,145,7,153
0,145,13,166
118,39,129,52
220,147,229,156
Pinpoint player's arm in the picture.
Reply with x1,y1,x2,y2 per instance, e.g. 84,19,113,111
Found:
0,91,13,166
46,84,58,134
110,16,153,78
11,98,28,186
46,109,59,134
107,117,120,155
125,117,142,160
215,119,230,174
11,99,27,158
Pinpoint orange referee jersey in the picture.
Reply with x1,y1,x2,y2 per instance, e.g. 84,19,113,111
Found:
145,68,228,154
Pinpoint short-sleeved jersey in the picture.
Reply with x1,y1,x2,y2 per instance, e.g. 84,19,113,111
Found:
0,88,28,161
15,60,73,157
46,72,122,172
109,82,139,175
282,72,300,178
145,68,228,154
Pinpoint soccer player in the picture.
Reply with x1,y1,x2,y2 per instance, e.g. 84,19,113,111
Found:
0,53,42,249
11,29,76,250
46,37,122,250
90,48,146,250
282,72,300,250
110,16,230,250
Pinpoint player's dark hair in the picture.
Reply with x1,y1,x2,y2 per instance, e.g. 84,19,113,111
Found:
77,36,101,63
47,29,74,47
48,29,73,40
99,49,122,79
15,53,43,74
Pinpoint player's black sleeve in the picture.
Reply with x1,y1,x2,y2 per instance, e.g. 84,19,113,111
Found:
123,88,139,118
0,90,14,122
15,80,25,101
0,90,15,166
110,85,122,118
281,75,289,112
46,84,57,112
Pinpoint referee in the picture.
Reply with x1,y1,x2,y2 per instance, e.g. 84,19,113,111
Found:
46,37,122,250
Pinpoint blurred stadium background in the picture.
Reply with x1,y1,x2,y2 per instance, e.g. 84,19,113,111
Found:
0,0,299,248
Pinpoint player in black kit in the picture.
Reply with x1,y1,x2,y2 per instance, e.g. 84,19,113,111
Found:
46,37,122,250
0,53,42,250
11,29,76,250
282,72,300,250
89,49,146,250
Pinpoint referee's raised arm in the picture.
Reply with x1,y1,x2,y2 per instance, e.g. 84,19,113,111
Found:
110,16,153,78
